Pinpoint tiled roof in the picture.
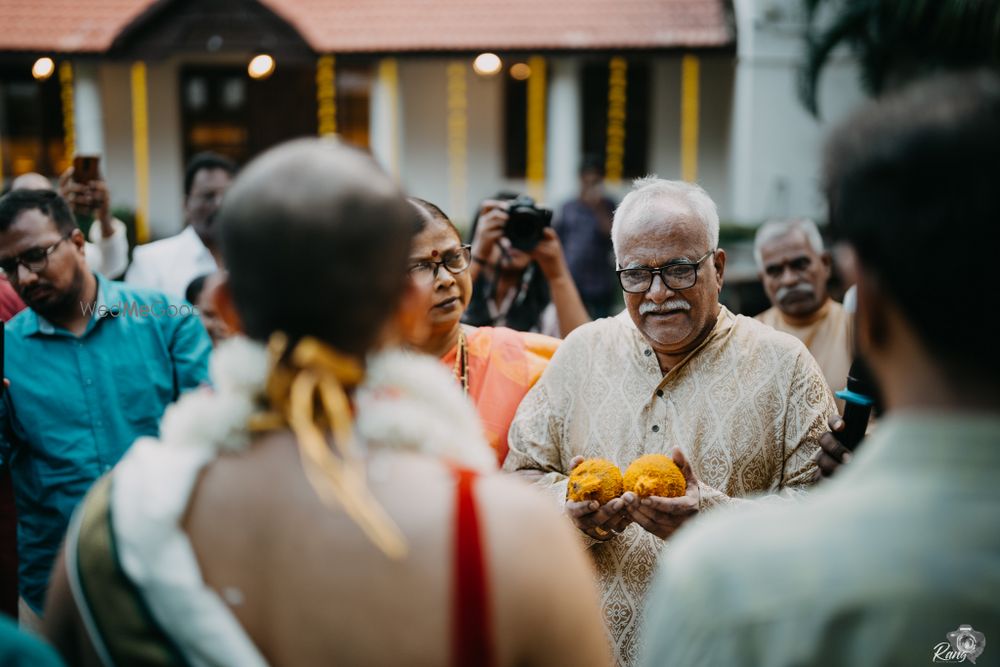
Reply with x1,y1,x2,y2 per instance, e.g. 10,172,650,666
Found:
0,0,732,54
0,0,154,53
262,0,733,52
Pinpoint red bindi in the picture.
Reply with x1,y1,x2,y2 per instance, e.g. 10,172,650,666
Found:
430,250,439,257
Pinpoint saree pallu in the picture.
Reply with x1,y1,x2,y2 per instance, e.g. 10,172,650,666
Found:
441,327,559,465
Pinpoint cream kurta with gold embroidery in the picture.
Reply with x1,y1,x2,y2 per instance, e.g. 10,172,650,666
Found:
504,306,836,667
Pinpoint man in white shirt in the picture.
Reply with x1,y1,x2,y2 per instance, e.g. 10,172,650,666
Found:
125,152,236,299
10,171,129,279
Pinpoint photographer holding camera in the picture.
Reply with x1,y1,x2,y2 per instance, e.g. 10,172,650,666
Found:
464,195,590,338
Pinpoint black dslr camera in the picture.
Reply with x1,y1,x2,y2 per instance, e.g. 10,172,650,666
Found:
503,196,553,252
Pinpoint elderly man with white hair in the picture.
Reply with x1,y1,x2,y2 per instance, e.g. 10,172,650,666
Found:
754,218,852,406
504,177,836,667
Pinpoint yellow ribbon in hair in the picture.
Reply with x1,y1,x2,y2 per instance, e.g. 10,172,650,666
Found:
249,333,408,560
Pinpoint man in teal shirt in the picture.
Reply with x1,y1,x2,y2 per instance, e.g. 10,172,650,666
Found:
0,614,64,666
0,189,211,624
642,73,1000,665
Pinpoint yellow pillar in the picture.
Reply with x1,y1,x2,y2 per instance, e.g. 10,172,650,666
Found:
59,61,76,170
605,57,627,185
317,55,337,137
131,62,150,243
526,55,546,201
681,54,700,183
447,61,467,223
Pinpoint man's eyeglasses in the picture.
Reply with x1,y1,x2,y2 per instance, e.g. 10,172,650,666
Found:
0,236,70,278
408,245,472,283
617,250,715,293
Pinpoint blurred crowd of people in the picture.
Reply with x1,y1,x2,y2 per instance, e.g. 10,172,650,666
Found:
0,70,998,666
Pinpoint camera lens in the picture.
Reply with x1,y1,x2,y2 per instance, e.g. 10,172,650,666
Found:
502,198,552,252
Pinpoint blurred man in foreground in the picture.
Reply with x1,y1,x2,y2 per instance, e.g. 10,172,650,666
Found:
643,71,1000,666
43,139,610,666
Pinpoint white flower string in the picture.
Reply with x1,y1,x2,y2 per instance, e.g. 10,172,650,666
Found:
154,336,496,552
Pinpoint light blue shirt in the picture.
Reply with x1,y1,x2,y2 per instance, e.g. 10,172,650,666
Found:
641,413,1000,666
0,274,211,613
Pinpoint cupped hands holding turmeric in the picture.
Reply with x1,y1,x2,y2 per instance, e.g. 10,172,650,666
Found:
565,448,700,541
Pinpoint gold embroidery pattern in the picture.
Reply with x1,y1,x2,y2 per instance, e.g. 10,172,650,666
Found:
505,309,835,666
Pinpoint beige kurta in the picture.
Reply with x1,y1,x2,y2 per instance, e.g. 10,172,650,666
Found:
504,307,835,667
757,299,853,409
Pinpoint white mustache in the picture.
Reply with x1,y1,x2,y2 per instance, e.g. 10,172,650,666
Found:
776,284,815,303
640,299,691,315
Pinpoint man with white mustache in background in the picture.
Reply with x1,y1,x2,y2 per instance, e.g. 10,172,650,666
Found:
754,218,852,409
505,177,836,666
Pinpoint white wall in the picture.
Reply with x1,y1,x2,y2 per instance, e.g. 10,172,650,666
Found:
73,62,105,156
398,58,512,230
399,57,593,231
618,55,734,217
545,56,582,210
99,56,242,241
99,62,137,225
370,59,402,181
649,59,682,183
145,58,185,239
698,55,735,217
728,0,866,224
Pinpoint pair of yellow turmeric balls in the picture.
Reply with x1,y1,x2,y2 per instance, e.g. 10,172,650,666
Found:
567,455,687,504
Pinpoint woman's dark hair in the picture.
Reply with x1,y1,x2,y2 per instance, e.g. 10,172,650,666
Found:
185,274,210,305
408,197,460,238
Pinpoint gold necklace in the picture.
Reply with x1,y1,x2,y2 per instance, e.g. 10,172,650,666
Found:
453,328,469,396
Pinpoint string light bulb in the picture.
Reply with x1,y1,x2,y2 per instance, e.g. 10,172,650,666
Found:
32,57,55,81
472,53,502,77
510,62,531,80
248,54,276,80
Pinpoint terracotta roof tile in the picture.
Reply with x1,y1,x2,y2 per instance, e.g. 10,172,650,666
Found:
262,0,733,52
0,0,154,53
0,0,732,54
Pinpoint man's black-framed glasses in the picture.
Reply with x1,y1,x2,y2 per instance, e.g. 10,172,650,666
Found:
408,245,472,283
617,249,715,293
0,235,70,278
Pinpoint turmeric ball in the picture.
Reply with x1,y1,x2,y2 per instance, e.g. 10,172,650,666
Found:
567,458,624,505
623,454,686,498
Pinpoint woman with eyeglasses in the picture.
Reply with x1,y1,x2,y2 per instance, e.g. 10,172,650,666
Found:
405,198,565,465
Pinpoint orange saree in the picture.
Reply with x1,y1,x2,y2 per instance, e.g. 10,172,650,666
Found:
440,327,559,465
